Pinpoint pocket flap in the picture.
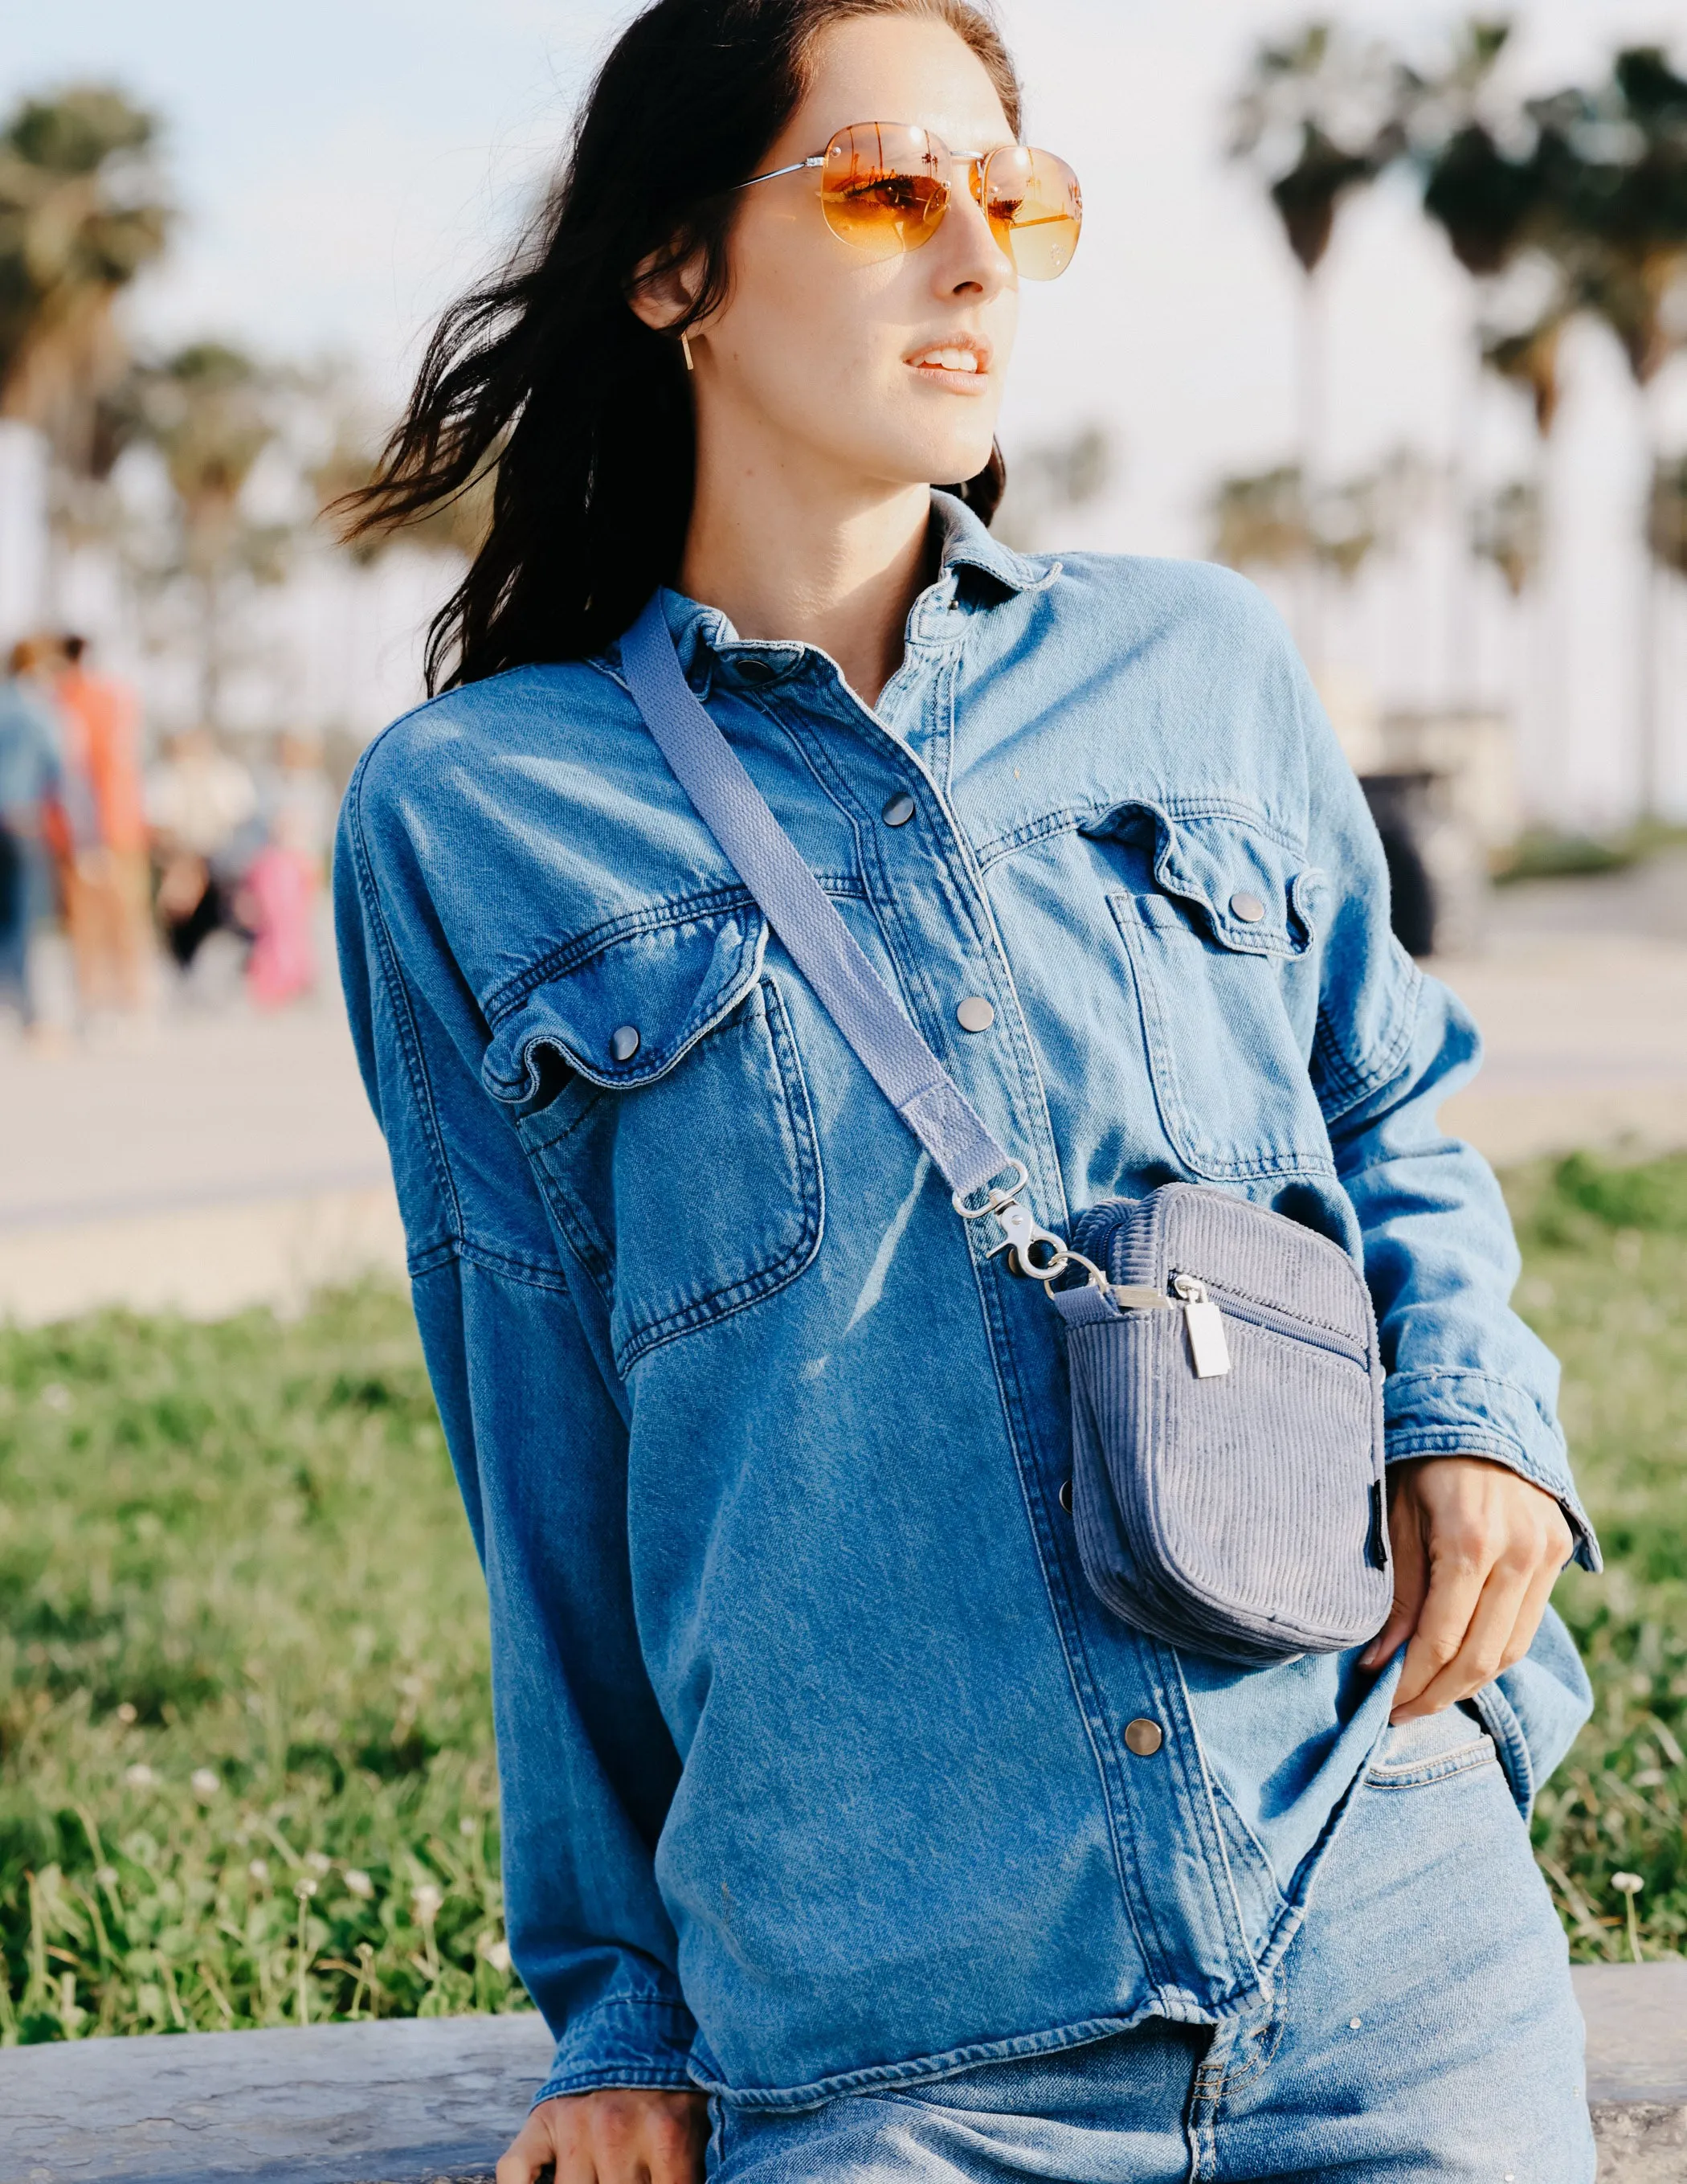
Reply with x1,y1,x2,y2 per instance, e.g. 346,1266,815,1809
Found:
1154,813,1321,957
481,896,767,1104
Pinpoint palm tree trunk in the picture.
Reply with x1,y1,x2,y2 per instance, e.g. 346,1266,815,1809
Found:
1638,382,1663,820
1297,269,1327,672
1445,301,1481,707
199,564,221,732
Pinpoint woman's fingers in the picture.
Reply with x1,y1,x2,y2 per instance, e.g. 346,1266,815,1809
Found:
1391,1552,1533,1721
1391,1540,1490,1718
497,2089,709,2184
1359,1478,1429,1670
496,2100,576,2184
1376,1456,1575,1722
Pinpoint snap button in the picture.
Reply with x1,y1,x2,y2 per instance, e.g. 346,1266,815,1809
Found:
1124,1717,1164,1757
1059,1476,1073,1515
881,791,917,828
955,996,995,1033
1229,890,1266,923
733,655,782,684
610,1024,641,1063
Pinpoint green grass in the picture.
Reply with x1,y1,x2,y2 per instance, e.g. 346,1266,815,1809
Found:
1,1151,1684,2042
0,1288,517,2040
1509,1151,1687,1961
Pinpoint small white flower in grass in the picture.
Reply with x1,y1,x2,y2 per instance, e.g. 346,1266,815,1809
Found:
412,1882,443,1924
40,1382,71,1413
295,1877,318,1900
304,1851,331,1874
95,1867,117,1889
1612,1872,1646,1965
481,1937,512,1973
116,1702,137,1724
460,1817,476,1838
247,1858,270,1883
190,1768,220,1802
343,1868,374,1900
124,1762,157,1789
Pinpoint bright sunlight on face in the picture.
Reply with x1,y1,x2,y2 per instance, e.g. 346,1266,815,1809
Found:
697,14,1021,496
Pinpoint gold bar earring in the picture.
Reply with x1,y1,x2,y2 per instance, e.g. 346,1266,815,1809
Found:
680,329,695,372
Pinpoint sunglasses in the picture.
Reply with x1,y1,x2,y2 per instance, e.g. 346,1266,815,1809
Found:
737,121,1082,281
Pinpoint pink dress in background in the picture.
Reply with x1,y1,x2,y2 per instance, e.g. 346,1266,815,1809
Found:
244,844,317,1007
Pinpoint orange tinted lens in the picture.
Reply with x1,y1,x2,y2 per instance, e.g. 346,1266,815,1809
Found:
981,145,1082,280
820,124,950,259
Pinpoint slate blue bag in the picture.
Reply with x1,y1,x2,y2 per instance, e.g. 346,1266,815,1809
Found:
619,597,1393,1666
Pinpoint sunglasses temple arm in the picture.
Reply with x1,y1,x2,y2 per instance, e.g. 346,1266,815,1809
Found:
734,153,827,192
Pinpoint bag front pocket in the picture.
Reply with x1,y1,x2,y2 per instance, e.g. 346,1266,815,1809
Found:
1068,1304,1388,1663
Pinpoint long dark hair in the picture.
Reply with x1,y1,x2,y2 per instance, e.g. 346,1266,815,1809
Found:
340,0,1020,693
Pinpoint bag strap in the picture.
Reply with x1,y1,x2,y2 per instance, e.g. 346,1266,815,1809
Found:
619,594,1105,1290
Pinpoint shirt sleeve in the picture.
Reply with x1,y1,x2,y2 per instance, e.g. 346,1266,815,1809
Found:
1295,676,1599,1570
334,754,701,2102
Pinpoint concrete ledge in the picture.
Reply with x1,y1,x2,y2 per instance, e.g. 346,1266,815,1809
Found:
0,2014,554,2184
1,1966,1683,2183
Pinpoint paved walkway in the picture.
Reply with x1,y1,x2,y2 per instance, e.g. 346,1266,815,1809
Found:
2,860,1683,1323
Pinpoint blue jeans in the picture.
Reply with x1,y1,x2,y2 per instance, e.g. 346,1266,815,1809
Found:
708,1709,1591,2183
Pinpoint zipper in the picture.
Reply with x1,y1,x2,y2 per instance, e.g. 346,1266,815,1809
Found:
1104,1272,1370,1372
1174,1273,1370,1368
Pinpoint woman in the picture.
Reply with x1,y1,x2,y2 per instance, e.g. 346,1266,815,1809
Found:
336,3,1598,2178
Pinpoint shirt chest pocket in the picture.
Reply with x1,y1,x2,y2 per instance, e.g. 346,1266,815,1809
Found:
1101,815,1334,1184
485,904,824,1376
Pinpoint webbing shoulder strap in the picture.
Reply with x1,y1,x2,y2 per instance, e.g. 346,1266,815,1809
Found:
619,593,1114,1300
619,594,1009,1200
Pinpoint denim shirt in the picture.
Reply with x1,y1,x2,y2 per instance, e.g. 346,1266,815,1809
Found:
335,492,1595,2112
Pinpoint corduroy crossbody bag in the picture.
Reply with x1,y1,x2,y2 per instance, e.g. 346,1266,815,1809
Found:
619,596,1393,1666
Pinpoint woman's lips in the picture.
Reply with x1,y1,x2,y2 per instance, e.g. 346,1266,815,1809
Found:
905,341,992,390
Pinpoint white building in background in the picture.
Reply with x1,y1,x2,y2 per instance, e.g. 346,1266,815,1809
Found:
0,422,48,647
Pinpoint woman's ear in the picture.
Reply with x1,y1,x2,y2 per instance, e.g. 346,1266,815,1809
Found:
627,243,705,336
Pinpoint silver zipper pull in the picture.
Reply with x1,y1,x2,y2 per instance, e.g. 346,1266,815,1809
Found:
1172,1274,1232,1378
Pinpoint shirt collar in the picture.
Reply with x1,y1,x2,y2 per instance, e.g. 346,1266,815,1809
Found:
927,487,1048,597
639,490,1048,684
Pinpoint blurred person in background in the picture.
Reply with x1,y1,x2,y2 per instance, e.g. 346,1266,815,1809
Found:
55,632,154,1016
0,637,63,1035
239,731,334,1007
145,725,259,981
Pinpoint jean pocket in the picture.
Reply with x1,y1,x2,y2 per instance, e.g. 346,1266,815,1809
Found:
1366,1701,1498,1789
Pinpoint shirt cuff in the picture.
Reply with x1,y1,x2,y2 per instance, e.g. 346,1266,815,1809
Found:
1383,1368,1600,1573
531,1993,700,2108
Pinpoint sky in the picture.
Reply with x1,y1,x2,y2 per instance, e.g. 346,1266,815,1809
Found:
7,0,1687,813
10,1,1682,484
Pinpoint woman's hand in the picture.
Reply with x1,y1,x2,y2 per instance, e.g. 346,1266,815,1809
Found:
1360,1455,1573,1722
496,2088,709,2184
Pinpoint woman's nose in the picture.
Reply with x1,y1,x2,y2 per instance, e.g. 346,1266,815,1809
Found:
931,158,1015,297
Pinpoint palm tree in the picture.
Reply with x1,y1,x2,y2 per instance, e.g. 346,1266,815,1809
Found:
1575,50,1687,816
1493,49,1687,815
0,85,170,496
1229,23,1405,661
1404,21,1543,695
120,343,290,730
